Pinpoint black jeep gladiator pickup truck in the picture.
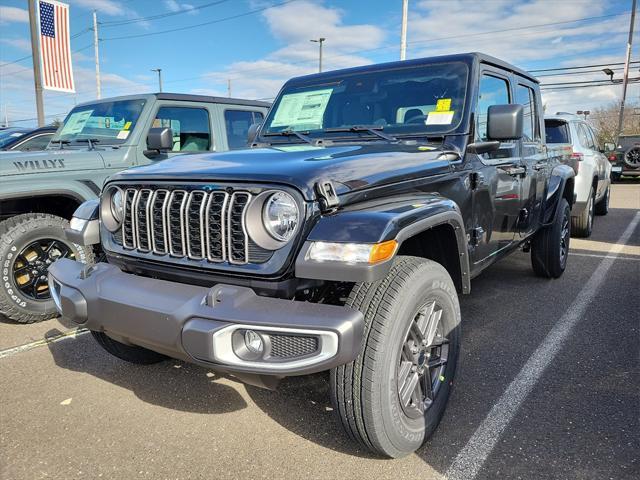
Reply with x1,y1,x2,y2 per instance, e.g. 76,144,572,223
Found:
49,53,574,458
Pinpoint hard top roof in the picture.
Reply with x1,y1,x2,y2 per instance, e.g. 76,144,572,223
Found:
74,92,271,109
286,52,539,85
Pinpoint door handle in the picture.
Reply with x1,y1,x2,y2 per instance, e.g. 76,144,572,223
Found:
533,162,546,171
500,165,526,177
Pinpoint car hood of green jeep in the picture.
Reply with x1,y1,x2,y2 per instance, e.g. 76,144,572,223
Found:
109,142,454,200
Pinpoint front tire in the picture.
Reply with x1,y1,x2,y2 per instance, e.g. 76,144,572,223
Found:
531,198,571,278
0,214,94,323
330,256,461,458
92,331,168,364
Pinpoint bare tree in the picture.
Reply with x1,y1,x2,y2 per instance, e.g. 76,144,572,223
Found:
590,100,640,146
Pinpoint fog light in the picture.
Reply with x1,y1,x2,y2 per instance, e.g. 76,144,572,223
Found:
244,330,264,354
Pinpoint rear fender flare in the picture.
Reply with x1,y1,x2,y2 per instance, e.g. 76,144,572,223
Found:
543,165,575,224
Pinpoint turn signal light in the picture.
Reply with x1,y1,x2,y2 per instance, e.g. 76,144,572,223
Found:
369,240,398,264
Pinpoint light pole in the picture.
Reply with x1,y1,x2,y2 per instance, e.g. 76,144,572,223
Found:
310,38,326,73
577,110,590,120
151,68,163,92
400,0,408,60
602,68,615,82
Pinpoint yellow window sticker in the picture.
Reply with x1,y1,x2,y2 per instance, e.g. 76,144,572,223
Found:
425,111,454,125
436,98,452,112
123,121,132,130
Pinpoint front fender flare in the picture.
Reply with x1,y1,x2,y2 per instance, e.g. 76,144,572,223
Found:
295,195,470,292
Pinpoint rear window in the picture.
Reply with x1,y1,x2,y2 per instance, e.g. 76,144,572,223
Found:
545,119,571,144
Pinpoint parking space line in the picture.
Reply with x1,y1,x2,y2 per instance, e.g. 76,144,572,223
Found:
0,328,89,360
445,212,640,480
569,252,640,261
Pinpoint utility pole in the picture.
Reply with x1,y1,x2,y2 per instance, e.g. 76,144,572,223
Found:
227,79,231,97
28,0,45,127
310,38,325,73
616,0,637,143
151,68,163,92
93,10,101,99
400,0,408,60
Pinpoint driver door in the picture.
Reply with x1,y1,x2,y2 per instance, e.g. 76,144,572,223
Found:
471,72,525,265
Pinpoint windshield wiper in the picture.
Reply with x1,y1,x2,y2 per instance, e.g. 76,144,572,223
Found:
324,125,397,142
73,138,100,150
51,139,70,149
262,129,314,145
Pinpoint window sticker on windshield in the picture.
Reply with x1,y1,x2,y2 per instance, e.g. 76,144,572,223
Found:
436,98,452,112
116,130,130,140
60,110,93,135
426,111,454,125
123,121,132,130
271,88,333,129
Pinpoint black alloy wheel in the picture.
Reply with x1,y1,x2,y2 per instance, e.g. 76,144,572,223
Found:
12,239,75,300
397,301,449,419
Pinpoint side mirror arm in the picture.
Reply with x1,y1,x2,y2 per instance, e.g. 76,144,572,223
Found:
467,141,501,155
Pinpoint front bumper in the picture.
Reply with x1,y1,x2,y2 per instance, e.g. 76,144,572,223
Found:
48,259,364,377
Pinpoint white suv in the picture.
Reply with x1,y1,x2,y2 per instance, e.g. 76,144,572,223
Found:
545,114,611,237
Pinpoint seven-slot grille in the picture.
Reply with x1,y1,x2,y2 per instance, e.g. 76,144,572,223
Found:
120,187,257,265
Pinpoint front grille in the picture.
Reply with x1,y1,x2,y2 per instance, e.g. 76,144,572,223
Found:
270,335,319,358
117,186,268,265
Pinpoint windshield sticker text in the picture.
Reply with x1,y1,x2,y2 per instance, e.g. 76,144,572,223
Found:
426,111,454,125
271,88,333,130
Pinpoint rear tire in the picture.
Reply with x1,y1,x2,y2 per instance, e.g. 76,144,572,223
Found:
91,331,168,364
0,214,94,323
571,186,594,238
330,256,461,458
531,198,571,278
594,186,610,216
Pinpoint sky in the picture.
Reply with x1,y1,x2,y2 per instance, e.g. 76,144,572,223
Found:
0,0,638,126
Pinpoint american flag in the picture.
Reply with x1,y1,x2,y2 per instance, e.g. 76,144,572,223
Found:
39,0,75,92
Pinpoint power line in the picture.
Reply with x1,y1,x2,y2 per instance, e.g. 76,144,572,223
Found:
102,0,299,41
541,80,640,91
100,0,233,27
530,61,640,73
536,67,627,77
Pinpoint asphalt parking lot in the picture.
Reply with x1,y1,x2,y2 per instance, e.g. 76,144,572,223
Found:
1,183,638,480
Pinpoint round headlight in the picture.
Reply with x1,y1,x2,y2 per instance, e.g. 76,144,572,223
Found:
111,188,124,223
101,186,124,232
262,191,299,242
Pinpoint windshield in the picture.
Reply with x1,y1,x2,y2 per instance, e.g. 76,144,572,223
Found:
51,99,146,145
262,62,469,140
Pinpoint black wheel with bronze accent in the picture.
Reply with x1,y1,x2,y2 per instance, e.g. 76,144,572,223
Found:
0,213,94,323
330,256,461,458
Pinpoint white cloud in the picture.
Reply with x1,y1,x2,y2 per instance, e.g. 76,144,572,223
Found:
69,0,126,16
0,38,31,52
0,6,28,24
164,0,197,15
200,1,386,100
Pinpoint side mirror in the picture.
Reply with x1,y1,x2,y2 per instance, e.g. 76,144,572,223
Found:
247,122,262,145
147,127,173,152
487,104,523,141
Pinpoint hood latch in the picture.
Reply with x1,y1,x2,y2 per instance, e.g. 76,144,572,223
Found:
315,180,339,212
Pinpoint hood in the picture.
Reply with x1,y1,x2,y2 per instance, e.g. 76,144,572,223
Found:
110,142,454,200
0,148,104,176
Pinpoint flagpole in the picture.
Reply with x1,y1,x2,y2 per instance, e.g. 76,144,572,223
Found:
28,0,45,126
93,10,101,99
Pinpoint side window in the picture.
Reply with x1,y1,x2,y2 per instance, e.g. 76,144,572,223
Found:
151,107,211,152
576,123,591,149
476,74,511,159
586,125,599,150
16,134,53,151
224,110,264,150
515,84,538,142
